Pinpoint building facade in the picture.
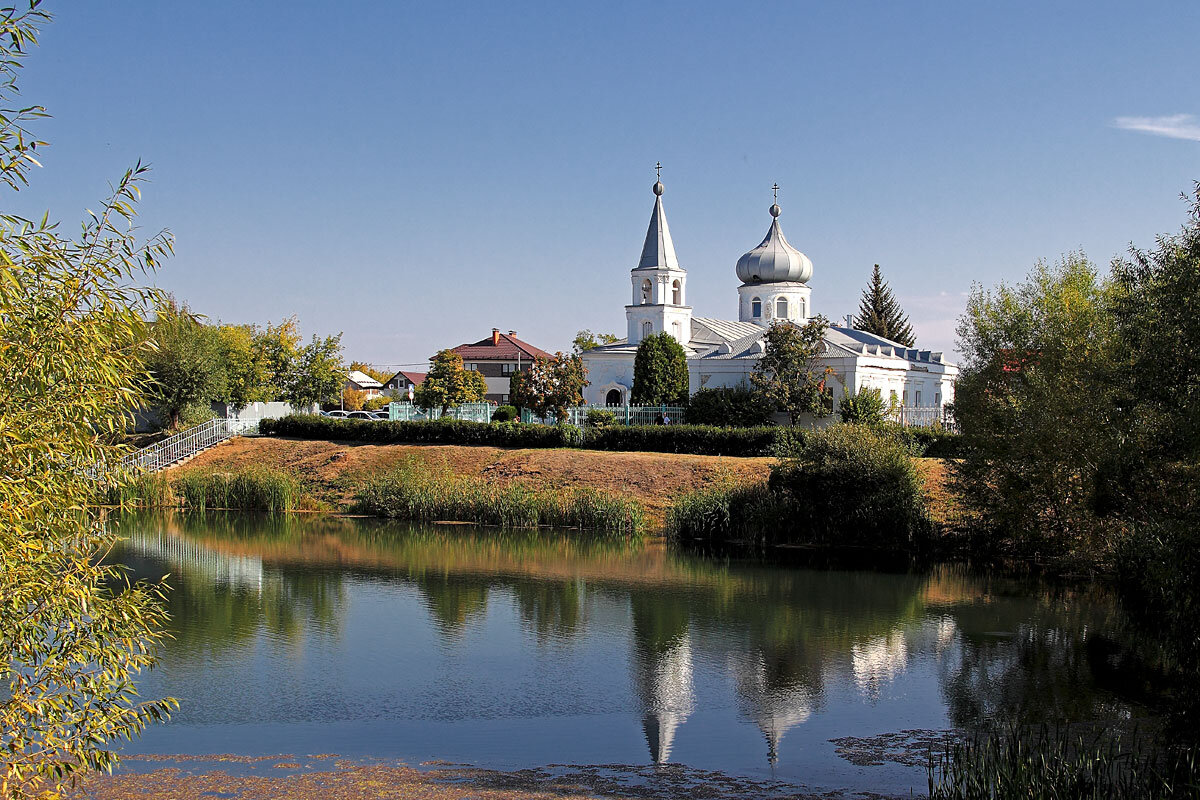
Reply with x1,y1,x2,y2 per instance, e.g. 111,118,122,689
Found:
448,328,554,404
582,180,957,417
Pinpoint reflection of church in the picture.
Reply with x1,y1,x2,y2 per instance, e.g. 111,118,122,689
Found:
582,177,958,414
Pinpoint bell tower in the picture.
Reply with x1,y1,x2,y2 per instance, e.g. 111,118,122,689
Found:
625,166,692,346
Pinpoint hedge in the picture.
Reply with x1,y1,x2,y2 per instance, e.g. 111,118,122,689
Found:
257,414,958,459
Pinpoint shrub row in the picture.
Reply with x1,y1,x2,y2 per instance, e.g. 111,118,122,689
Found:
353,459,644,536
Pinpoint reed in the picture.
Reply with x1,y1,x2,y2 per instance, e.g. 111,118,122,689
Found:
666,482,779,544
110,467,306,513
353,460,644,536
928,726,1200,800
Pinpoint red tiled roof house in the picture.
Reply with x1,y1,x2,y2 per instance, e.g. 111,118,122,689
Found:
447,328,553,404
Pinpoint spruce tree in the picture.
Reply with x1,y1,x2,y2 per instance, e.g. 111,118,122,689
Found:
853,264,915,347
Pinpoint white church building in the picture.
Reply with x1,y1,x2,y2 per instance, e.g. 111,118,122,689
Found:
581,179,957,418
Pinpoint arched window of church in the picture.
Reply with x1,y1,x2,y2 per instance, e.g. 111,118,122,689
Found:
776,297,789,318
671,321,681,341
751,297,761,318
642,321,652,338
605,389,622,406
799,299,807,319
641,279,652,304
672,279,681,305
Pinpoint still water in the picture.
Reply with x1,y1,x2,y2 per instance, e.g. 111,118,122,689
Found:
113,512,1149,795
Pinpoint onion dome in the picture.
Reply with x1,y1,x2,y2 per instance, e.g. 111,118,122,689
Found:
735,203,813,284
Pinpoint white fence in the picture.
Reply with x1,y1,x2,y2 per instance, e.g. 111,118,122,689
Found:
387,402,492,423
122,417,260,473
888,406,957,431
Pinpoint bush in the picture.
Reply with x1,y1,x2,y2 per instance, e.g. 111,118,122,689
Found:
261,414,582,448
838,386,885,424
363,395,392,412
109,466,308,513
585,408,617,427
875,422,965,458
491,405,518,422
769,423,929,548
585,424,783,457
687,386,773,427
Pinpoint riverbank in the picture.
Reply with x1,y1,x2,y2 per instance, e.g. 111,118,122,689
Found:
168,436,957,529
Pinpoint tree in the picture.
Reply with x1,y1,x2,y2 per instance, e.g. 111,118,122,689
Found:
686,386,772,427
250,317,301,401
839,386,885,424
342,387,367,411
144,300,224,429
853,264,915,347
511,352,589,422
572,329,619,354
284,333,345,409
215,323,266,410
751,318,833,425
0,6,175,795
414,349,487,414
631,332,689,406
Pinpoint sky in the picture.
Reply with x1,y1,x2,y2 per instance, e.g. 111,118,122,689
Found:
11,1,1200,369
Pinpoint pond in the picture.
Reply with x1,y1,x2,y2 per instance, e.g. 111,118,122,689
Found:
112,512,1152,796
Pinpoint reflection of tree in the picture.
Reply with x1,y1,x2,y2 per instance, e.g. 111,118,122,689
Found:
511,579,583,643
629,591,694,764
412,572,490,637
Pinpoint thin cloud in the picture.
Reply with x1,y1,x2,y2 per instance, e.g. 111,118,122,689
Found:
1112,114,1200,142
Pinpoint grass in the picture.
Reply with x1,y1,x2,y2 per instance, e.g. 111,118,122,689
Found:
927,726,1200,800
666,482,779,544
110,467,310,513
352,458,644,537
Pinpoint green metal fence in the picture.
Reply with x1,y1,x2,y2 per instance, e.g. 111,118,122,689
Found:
520,405,687,426
388,402,492,423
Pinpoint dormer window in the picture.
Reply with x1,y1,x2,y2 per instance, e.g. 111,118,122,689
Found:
751,297,762,318
641,279,652,304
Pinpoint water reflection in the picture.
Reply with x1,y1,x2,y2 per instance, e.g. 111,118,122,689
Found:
112,512,1148,784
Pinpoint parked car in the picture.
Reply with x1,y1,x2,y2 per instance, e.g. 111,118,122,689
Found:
347,411,377,421
368,411,389,421
323,410,348,418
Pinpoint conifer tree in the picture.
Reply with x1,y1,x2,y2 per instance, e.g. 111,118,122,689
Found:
854,264,915,347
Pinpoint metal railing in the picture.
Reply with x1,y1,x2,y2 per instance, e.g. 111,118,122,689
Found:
387,402,492,423
888,406,957,431
122,416,260,473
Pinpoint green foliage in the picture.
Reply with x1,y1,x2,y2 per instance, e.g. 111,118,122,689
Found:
751,318,833,424
261,414,792,457
353,459,644,536
572,329,619,354
838,386,885,424
876,422,965,459
631,332,689,406
349,360,390,384
686,386,773,427
585,408,617,427
666,482,781,544
0,6,176,793
284,332,345,409
144,299,225,429
214,323,264,410
415,349,487,413
927,726,1200,800
491,404,518,422
250,317,301,401
512,352,589,422
363,395,392,412
953,254,1122,558
853,263,915,346
769,424,929,548
114,468,307,513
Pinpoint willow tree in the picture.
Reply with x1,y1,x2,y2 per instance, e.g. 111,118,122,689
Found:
0,4,175,796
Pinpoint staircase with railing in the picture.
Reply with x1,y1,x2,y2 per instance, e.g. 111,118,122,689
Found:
123,417,259,473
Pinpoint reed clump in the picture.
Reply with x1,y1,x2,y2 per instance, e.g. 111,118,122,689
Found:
927,726,1200,800
353,459,644,536
109,467,308,513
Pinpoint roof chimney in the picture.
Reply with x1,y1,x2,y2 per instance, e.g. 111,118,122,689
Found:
491,328,500,345
508,330,516,337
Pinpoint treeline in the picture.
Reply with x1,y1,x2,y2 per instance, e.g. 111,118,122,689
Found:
144,301,345,428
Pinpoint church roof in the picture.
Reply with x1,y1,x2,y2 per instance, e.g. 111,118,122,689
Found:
826,327,948,364
735,203,813,285
691,317,762,344
636,181,682,271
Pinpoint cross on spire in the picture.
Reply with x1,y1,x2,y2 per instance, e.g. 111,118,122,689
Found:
655,161,662,180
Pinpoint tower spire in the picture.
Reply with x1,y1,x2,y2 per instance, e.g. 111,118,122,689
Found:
638,167,679,270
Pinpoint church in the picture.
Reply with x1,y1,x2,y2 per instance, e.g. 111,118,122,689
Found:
581,178,958,419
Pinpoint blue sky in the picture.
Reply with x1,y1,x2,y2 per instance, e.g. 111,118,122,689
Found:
12,1,1199,366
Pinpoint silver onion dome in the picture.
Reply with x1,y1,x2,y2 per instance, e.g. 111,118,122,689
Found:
735,204,813,284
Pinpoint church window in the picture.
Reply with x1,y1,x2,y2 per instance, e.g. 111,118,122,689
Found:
751,297,761,318
641,279,652,304
800,299,807,318
672,279,681,305
671,321,682,341
935,392,941,406
776,297,789,318
605,389,623,406
642,321,653,338
915,390,922,406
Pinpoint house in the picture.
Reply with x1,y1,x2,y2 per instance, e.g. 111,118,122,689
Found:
581,178,957,418
384,370,427,399
345,369,384,399
447,328,553,403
